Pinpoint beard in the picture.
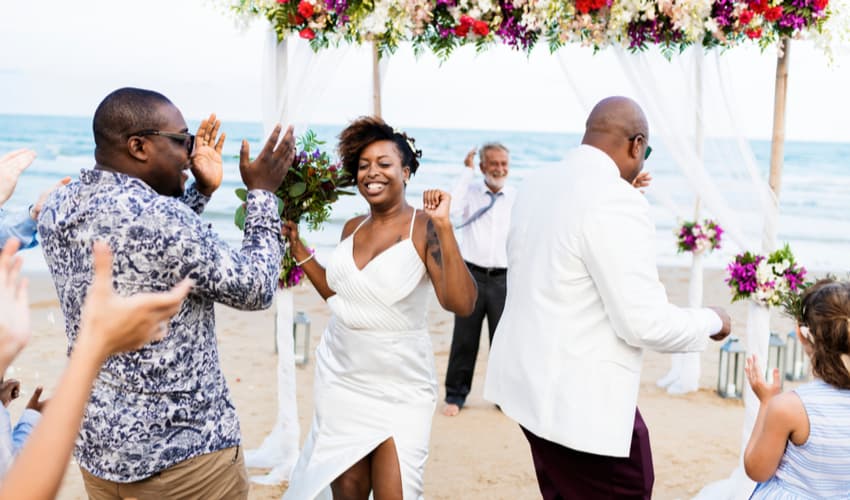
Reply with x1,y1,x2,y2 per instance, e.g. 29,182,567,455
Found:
485,174,506,190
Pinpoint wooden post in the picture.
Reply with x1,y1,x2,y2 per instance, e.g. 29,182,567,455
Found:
372,41,382,118
764,38,790,252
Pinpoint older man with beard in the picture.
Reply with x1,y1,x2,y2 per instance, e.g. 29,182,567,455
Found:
442,143,515,417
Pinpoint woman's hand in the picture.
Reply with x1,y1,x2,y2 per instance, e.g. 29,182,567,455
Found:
423,189,451,223
745,355,782,403
282,221,310,261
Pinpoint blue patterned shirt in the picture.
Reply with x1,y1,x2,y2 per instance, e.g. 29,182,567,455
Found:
38,168,282,482
0,209,38,249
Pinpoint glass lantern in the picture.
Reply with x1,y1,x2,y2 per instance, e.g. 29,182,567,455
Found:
766,332,787,389
293,311,311,365
717,336,746,398
785,329,810,381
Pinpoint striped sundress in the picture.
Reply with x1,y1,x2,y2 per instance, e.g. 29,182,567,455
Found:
750,379,850,499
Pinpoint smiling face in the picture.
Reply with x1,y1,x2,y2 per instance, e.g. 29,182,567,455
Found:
135,103,192,197
356,140,410,207
480,147,509,191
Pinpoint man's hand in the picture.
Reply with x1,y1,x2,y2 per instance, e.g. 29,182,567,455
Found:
463,148,476,169
423,189,451,223
0,149,36,207
239,125,295,193
0,239,30,372
0,379,20,407
25,386,47,412
708,306,731,341
190,114,226,197
632,171,652,192
31,177,72,220
76,242,193,361
745,355,782,403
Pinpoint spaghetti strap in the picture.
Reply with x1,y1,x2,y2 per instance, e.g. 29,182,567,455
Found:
351,215,371,236
408,209,417,239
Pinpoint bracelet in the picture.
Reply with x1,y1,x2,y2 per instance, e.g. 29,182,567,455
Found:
295,252,315,266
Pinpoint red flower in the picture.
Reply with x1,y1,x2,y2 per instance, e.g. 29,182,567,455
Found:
297,1,315,18
764,6,783,22
576,0,592,14
746,27,763,39
750,0,768,14
472,20,489,36
738,9,754,25
455,23,470,37
299,27,316,39
459,15,473,26
276,0,289,3
814,0,829,10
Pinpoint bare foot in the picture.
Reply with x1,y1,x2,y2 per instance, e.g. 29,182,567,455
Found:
442,404,460,417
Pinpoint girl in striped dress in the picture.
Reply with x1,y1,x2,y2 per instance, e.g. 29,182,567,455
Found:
744,279,850,499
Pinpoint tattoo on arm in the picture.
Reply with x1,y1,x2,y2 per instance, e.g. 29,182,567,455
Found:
426,219,442,267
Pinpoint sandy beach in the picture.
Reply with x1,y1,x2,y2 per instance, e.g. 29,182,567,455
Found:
9,266,802,500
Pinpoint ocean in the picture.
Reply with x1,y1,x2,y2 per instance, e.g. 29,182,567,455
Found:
2,113,849,274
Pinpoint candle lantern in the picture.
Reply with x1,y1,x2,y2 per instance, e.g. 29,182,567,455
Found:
766,331,787,389
785,328,810,381
717,336,746,399
292,311,311,365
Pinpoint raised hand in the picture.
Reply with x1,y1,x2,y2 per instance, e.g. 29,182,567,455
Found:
745,354,782,403
76,242,193,360
0,239,30,372
0,149,36,207
463,148,477,169
423,189,451,222
239,125,295,193
25,385,47,412
190,113,226,197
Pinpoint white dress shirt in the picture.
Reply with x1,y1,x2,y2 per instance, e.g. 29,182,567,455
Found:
484,145,722,458
450,168,516,269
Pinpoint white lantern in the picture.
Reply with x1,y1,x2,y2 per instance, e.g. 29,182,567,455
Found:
785,328,810,381
717,336,746,399
293,311,311,365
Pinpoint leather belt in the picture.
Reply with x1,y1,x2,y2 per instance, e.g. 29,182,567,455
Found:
465,261,507,276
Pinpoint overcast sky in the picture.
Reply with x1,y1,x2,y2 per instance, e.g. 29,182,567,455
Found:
2,0,850,141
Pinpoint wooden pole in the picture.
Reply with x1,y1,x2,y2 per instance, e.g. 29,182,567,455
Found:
764,38,790,252
372,41,382,118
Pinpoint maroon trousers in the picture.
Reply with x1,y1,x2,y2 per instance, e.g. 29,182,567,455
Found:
521,408,654,499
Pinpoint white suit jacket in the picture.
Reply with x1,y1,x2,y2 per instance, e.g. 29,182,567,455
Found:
483,145,722,458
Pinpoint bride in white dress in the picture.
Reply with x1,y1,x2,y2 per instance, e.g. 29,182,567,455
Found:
281,117,477,500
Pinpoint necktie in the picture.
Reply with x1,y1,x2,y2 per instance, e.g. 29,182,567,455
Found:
456,191,501,229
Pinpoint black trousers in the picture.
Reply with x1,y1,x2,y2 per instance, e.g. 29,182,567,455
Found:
444,262,507,407
521,409,654,500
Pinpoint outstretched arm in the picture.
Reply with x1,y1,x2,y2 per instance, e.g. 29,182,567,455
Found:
421,190,476,315
0,242,192,500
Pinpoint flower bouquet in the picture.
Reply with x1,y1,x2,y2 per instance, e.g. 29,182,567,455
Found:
726,243,807,307
235,129,353,288
676,219,723,254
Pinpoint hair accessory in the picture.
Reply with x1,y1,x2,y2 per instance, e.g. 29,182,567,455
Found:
393,128,422,159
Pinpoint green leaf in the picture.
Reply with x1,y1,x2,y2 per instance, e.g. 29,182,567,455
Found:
234,204,247,231
289,182,307,198
235,188,248,202
276,197,285,216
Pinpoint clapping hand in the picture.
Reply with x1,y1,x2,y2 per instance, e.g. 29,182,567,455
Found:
239,125,295,193
463,148,476,169
25,386,47,412
423,189,451,222
76,242,193,359
0,149,36,207
191,114,226,197
632,171,652,192
744,355,782,403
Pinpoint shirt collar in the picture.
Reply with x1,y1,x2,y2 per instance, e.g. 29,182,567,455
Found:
81,168,157,195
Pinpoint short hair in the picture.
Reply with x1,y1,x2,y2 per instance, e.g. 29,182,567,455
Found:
480,142,509,160
801,279,850,390
92,87,174,150
337,116,422,185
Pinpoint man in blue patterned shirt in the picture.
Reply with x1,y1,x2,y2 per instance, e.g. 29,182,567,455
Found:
38,87,294,499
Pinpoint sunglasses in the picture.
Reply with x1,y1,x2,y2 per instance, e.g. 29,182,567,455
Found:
132,130,195,156
628,133,652,160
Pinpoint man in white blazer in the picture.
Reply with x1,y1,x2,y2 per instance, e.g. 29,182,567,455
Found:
483,97,731,499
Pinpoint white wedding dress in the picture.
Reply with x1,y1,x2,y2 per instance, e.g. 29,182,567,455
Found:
284,210,437,500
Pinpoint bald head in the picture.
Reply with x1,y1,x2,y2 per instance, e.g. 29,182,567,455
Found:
584,96,648,140
581,97,650,184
